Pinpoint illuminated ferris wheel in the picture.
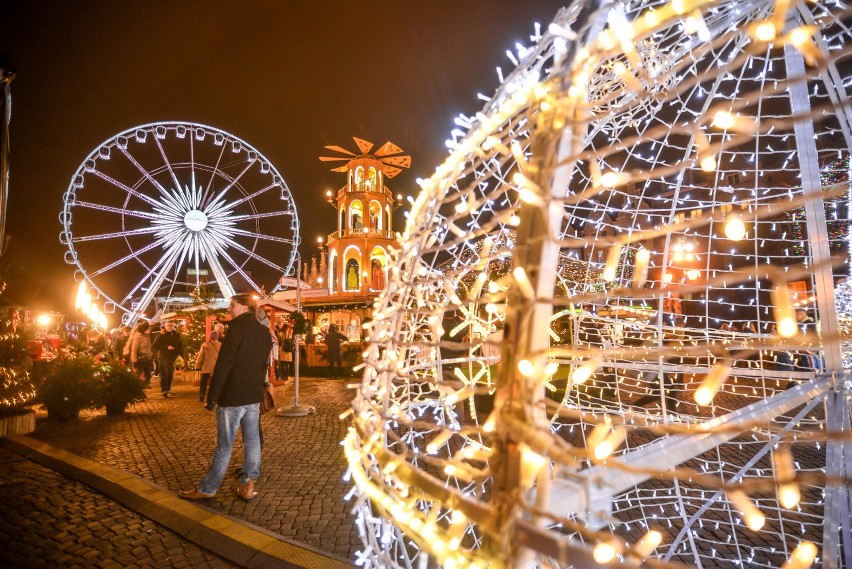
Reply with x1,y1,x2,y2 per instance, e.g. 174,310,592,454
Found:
60,121,300,324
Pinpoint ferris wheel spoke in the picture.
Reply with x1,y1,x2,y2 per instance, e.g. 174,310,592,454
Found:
122,234,189,314
89,168,163,210
209,241,263,293
229,210,294,222
224,182,277,210
229,227,296,244
75,200,159,220
200,141,228,209
72,225,160,243
116,145,172,199
89,237,169,278
226,239,286,273
209,160,255,206
153,134,182,193
199,239,236,300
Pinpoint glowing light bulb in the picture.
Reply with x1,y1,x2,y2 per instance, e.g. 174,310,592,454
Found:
520,444,547,486
633,530,662,558
593,541,618,564
787,26,813,49
771,284,798,338
728,490,765,531
754,21,777,41
599,171,622,188
778,482,801,509
698,152,717,172
517,359,535,377
782,541,818,569
512,267,536,299
571,354,602,384
712,110,736,129
694,360,731,406
724,213,746,240
602,243,624,282
633,248,651,287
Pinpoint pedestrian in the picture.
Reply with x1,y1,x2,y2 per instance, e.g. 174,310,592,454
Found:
278,324,294,379
195,331,220,402
152,320,183,398
324,323,345,378
179,293,272,502
129,321,153,386
113,325,132,364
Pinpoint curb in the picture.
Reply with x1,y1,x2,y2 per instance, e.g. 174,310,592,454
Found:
0,435,354,569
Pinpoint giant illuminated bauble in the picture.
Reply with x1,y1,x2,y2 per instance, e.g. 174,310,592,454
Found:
60,122,299,323
348,0,852,567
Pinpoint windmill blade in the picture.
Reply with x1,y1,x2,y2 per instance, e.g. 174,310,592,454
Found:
330,165,349,172
383,165,403,179
353,137,374,154
381,155,411,169
323,145,356,156
319,155,351,162
374,141,405,157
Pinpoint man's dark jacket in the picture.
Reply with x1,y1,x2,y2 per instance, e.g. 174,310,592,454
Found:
207,312,272,408
152,330,183,362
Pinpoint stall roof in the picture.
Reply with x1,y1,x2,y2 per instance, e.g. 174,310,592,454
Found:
258,298,296,313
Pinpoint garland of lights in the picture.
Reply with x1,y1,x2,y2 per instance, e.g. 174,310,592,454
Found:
347,0,852,568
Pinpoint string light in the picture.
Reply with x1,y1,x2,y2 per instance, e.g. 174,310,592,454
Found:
348,0,850,566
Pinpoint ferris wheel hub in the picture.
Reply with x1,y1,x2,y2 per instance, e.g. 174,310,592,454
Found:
183,209,208,232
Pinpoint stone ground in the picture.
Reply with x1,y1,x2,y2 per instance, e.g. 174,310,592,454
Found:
0,375,360,567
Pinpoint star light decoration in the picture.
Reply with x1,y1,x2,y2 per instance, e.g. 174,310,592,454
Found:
346,0,852,567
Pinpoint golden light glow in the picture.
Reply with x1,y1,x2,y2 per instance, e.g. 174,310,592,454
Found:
753,21,777,42
724,213,746,241
728,490,765,531
633,530,663,558
694,360,731,406
602,243,624,282
778,482,801,509
782,541,818,569
700,154,717,172
633,247,651,287
712,110,736,129
593,541,619,564
571,354,602,385
771,284,798,338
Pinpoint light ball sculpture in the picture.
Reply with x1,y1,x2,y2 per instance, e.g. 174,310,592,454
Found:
347,0,852,567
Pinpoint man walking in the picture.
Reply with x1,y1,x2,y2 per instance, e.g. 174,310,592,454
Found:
179,293,272,501
152,320,182,397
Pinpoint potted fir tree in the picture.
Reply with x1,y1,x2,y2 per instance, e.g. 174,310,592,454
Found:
36,354,98,421
94,357,147,415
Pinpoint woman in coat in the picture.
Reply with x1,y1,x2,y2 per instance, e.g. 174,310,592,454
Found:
195,331,221,402
130,321,154,386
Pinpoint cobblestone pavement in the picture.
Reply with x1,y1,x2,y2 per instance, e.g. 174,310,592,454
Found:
20,375,362,562
0,444,240,568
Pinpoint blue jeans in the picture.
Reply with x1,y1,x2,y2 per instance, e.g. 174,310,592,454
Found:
158,358,175,393
198,404,261,495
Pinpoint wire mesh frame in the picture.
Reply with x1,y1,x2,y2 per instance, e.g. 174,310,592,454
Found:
348,0,852,567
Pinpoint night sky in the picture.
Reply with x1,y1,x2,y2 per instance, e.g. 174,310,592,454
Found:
0,1,563,316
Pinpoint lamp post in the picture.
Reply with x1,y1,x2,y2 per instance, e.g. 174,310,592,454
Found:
277,254,316,417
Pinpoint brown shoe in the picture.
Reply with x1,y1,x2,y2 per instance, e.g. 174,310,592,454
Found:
178,488,215,500
236,480,256,501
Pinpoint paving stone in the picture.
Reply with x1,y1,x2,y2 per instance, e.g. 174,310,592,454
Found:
1,376,359,566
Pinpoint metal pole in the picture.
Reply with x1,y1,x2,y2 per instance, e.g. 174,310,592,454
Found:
277,255,315,417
